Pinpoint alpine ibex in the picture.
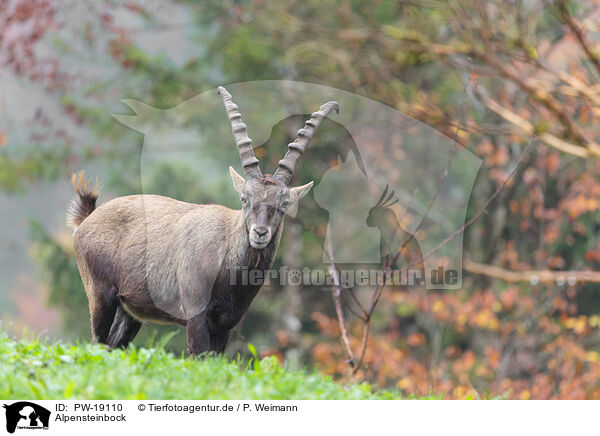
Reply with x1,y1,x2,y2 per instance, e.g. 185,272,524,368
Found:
68,86,339,355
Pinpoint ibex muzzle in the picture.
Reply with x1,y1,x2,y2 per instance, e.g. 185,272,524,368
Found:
68,86,338,355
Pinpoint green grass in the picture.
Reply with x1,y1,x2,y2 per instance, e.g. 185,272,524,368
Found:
0,332,401,399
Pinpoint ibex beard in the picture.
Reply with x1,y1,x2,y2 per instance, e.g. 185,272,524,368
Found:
67,86,339,355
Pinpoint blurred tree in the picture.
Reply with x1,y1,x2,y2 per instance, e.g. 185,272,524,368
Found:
6,0,600,398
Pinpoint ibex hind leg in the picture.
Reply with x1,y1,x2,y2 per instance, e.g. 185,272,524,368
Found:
88,280,119,345
106,306,142,348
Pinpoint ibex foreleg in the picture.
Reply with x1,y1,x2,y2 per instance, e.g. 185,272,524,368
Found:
186,313,211,355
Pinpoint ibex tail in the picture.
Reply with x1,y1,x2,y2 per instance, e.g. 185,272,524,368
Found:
67,171,100,229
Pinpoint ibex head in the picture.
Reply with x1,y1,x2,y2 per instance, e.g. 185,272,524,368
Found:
218,86,339,249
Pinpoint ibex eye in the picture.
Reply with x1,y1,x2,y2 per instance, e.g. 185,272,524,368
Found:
240,195,246,203
282,200,290,207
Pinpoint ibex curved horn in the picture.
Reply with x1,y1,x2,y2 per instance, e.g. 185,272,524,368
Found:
274,101,340,184
218,86,263,179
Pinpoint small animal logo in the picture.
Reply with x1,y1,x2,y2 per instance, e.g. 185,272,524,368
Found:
2,402,50,433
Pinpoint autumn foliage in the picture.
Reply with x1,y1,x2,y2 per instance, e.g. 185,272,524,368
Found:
286,0,600,399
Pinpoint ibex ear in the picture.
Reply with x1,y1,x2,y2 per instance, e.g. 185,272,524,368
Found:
229,166,246,195
289,181,314,202
286,181,314,217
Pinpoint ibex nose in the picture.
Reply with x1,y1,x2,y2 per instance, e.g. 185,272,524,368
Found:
253,227,268,238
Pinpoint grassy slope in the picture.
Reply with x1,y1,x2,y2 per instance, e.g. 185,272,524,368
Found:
0,333,401,400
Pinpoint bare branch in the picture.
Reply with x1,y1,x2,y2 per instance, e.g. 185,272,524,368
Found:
347,288,369,320
405,140,531,271
484,98,593,158
464,259,600,284
480,52,594,148
341,292,368,322
558,0,600,77
325,237,356,370
354,318,372,372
